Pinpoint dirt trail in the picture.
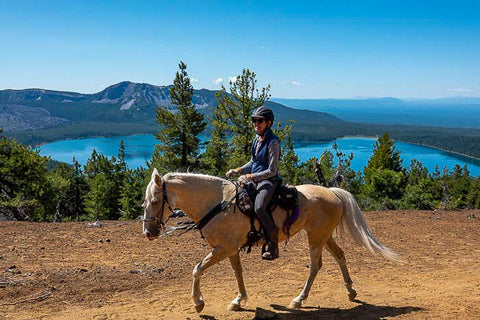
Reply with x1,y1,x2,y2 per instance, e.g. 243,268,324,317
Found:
1,210,479,319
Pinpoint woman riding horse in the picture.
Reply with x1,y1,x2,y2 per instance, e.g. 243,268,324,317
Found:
226,106,281,260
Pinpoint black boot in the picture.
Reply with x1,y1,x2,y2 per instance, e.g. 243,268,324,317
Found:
262,227,279,260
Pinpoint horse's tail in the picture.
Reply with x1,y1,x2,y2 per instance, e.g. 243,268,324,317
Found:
330,187,399,261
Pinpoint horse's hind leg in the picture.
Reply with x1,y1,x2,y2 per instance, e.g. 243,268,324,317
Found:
227,252,247,311
192,246,231,313
326,236,357,301
289,237,324,309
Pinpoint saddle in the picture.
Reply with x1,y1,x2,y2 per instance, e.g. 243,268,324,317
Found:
236,180,299,252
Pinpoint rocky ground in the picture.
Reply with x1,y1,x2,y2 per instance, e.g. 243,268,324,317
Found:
1,210,479,319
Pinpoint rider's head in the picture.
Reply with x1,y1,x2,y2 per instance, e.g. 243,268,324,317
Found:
251,106,274,136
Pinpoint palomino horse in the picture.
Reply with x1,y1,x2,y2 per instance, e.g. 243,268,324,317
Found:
142,169,398,312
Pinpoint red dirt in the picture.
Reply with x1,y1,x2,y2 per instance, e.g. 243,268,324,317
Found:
1,210,479,319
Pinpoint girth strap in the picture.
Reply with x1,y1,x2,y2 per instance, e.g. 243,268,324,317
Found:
193,200,231,231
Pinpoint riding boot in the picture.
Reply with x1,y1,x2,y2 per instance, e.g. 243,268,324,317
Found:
262,227,279,260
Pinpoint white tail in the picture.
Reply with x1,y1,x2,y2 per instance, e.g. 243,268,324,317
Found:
330,188,399,261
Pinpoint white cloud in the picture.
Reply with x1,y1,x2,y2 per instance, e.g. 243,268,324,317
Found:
228,76,237,83
278,80,286,85
446,88,471,93
292,81,301,86
213,78,223,85
191,78,199,83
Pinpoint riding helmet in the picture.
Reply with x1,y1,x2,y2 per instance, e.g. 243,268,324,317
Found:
251,106,274,123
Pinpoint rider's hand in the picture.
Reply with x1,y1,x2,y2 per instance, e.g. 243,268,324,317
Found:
226,168,241,178
238,174,255,183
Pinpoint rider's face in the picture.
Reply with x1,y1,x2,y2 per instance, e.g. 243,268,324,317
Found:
252,117,268,135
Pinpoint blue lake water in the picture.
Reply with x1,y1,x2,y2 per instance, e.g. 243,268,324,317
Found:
38,134,480,176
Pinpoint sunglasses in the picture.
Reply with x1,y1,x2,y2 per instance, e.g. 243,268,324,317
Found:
252,118,264,124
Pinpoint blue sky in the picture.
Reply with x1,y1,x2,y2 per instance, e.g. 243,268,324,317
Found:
1,0,479,98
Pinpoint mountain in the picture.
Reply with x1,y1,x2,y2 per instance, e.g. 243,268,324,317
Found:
0,81,218,125
1,82,480,158
272,97,480,128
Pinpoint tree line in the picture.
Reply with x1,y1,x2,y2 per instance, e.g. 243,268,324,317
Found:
1,62,479,221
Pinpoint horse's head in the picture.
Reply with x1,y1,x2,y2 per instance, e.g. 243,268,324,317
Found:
142,168,172,240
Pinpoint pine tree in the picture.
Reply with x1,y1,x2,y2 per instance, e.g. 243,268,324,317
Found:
150,61,206,172
84,149,120,220
274,121,299,184
213,69,271,167
201,103,231,175
0,132,52,221
402,159,437,210
362,133,406,209
119,168,145,220
466,177,480,209
117,140,127,173
364,132,403,180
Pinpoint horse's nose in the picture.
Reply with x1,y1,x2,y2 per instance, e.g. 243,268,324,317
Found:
145,231,151,238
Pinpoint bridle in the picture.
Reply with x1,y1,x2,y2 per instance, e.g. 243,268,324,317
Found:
142,178,175,228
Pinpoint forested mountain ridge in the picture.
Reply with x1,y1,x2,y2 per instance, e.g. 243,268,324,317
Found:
1,82,479,158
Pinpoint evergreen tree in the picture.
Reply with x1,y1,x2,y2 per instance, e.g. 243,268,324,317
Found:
47,159,87,222
119,168,145,220
117,140,127,173
448,164,471,208
402,160,437,210
84,149,120,220
466,177,480,209
201,103,231,175
213,69,271,167
0,131,52,221
84,173,115,220
274,121,299,184
150,61,206,172
362,133,406,209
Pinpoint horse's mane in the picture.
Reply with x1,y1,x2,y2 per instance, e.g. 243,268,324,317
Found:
145,172,229,203
164,172,228,184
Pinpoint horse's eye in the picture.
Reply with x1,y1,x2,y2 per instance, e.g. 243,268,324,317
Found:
151,200,158,206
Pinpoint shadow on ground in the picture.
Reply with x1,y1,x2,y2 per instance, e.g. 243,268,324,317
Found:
267,300,423,320
198,300,423,320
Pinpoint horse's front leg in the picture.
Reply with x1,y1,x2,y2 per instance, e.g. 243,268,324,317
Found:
227,252,247,311
289,238,324,309
192,246,230,313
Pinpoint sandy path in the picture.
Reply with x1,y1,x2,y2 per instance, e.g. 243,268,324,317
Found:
1,210,479,319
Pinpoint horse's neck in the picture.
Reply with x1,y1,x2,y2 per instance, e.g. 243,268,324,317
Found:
168,176,231,222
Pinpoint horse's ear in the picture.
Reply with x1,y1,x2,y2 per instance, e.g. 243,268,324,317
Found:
152,168,162,186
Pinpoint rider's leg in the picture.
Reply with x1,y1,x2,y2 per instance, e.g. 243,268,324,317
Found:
254,179,279,260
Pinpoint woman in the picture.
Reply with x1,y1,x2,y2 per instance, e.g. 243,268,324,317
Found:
226,106,281,260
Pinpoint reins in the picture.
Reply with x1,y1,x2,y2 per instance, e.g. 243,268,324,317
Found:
143,177,239,237
176,180,238,237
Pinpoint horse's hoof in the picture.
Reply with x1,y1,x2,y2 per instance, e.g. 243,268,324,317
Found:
348,289,357,301
227,302,241,311
194,301,205,313
288,300,302,309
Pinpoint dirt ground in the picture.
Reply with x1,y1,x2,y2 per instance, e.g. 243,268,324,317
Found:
1,209,479,320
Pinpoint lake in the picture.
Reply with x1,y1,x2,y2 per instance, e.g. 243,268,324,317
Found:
38,134,480,176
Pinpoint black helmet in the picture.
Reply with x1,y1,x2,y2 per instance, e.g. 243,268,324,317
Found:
251,106,274,123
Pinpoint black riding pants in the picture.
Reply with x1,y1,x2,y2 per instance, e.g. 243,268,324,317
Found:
254,179,278,233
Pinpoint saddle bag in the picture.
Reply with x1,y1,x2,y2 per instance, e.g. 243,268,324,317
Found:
275,185,299,211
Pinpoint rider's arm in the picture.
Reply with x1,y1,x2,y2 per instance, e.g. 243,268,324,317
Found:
240,158,253,174
252,139,280,181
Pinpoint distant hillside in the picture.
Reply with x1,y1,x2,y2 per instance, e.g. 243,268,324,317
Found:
1,82,480,159
272,97,480,129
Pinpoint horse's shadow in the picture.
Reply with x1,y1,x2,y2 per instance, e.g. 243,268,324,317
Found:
267,300,423,320
199,300,422,320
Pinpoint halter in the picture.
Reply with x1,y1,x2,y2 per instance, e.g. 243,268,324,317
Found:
142,178,174,228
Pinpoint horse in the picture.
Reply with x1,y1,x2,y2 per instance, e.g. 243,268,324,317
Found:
142,169,398,313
